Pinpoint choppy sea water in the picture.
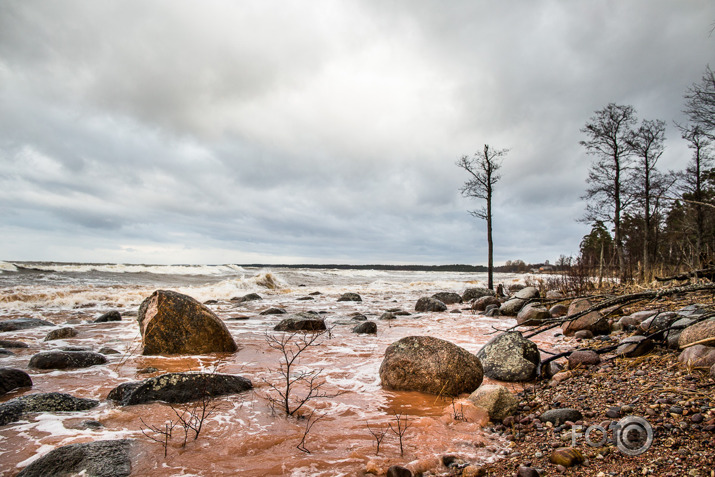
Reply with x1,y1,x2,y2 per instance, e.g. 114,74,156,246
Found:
0,262,566,476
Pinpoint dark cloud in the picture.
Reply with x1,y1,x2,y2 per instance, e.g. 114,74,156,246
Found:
0,0,713,264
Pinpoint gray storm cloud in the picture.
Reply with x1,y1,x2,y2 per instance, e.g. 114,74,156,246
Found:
0,0,713,264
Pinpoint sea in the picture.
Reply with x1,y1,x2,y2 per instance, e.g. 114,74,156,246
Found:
0,262,564,476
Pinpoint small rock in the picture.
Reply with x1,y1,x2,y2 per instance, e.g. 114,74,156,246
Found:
231,293,262,303
386,465,412,477
0,368,33,395
432,292,462,305
99,347,121,355
274,317,326,332
337,293,362,302
0,340,29,348
94,311,122,323
29,351,107,370
379,312,397,320
462,288,494,302
44,327,78,341
415,297,447,312
540,408,582,426
0,318,55,332
567,350,601,368
468,384,518,420
352,321,377,334
574,330,594,340
260,307,286,315
606,406,621,418
516,466,539,477
550,447,584,467
461,465,486,477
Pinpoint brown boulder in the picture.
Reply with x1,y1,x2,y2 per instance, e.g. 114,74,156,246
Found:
472,295,501,311
678,318,715,349
567,350,601,368
678,345,715,368
379,336,483,396
516,304,550,326
138,290,238,355
562,298,609,336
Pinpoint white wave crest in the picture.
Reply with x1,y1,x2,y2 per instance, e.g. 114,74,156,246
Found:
16,262,246,276
0,261,18,273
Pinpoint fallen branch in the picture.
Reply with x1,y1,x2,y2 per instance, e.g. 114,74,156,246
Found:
655,268,715,282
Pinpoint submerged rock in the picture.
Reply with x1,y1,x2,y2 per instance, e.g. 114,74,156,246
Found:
138,290,238,355
476,331,540,382
16,439,134,477
29,351,107,369
0,392,98,426
352,321,377,334
260,307,286,315
273,317,326,332
0,318,54,332
231,293,262,303
0,340,29,348
94,311,122,323
379,336,483,395
107,372,252,406
0,368,32,395
44,327,78,341
338,292,362,302
415,297,447,312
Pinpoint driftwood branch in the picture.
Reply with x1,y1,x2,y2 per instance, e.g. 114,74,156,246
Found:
655,268,715,282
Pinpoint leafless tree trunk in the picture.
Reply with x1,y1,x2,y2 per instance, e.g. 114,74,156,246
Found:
684,66,715,139
580,103,637,281
457,144,507,290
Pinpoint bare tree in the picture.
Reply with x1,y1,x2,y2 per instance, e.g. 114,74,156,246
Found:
264,330,342,417
388,411,412,457
580,103,638,280
684,66,715,139
366,421,388,456
678,123,714,267
627,118,666,280
457,144,507,290
296,410,325,454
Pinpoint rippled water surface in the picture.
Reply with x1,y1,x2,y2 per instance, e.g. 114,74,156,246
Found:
0,263,565,476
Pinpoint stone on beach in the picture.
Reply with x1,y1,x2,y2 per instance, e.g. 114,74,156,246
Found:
567,349,601,368
432,292,462,304
338,292,362,302
562,298,610,336
274,316,327,332
94,311,122,323
678,318,715,349
44,326,78,341
16,439,135,477
678,345,715,368
29,350,107,369
467,384,518,420
352,321,377,334
380,336,483,395
137,290,238,355
462,288,494,302
107,372,253,406
0,318,54,332
472,295,500,311
476,331,540,382
516,304,551,326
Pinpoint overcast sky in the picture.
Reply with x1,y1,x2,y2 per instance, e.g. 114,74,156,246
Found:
1,1,714,266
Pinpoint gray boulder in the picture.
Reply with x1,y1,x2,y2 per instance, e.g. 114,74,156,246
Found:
16,439,134,477
462,288,494,302
432,292,462,305
615,336,655,358
107,372,253,406
0,392,98,426
500,298,527,316
380,336,483,396
549,304,568,317
476,331,540,382
29,351,107,369
665,317,696,349
472,295,501,311
514,287,539,300
516,304,551,326
0,368,32,395
562,298,609,336
0,318,54,332
540,408,583,426
468,384,518,420
415,297,447,312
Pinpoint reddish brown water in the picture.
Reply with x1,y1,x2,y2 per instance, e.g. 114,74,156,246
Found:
0,288,565,476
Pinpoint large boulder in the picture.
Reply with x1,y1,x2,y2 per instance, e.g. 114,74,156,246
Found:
562,298,609,336
415,297,447,312
338,292,362,302
462,288,494,302
0,392,98,426
16,439,134,477
379,336,483,396
432,292,462,305
0,318,54,332
637,312,678,335
467,384,518,420
476,331,540,382
137,290,238,355
472,295,501,311
678,318,715,349
678,345,715,368
665,317,697,349
516,304,551,326
107,372,253,406
29,351,107,369
513,287,540,300
0,368,32,395
499,298,527,316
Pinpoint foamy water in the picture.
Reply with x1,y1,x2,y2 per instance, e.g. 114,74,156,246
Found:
0,263,565,476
